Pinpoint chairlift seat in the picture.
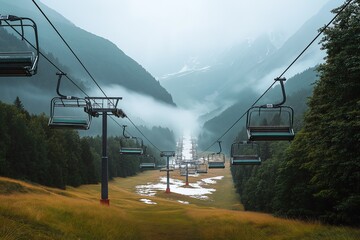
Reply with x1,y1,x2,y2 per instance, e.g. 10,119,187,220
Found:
208,162,225,169
247,126,294,141
0,52,36,76
231,155,261,165
140,163,156,169
48,117,90,130
119,147,144,155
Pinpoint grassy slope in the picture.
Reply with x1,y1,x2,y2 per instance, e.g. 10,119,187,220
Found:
1,166,359,240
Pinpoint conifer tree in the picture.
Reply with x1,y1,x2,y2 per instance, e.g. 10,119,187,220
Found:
275,0,360,225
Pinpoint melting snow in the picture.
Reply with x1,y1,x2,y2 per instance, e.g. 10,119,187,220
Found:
139,199,157,205
136,176,224,201
201,176,224,184
178,200,189,204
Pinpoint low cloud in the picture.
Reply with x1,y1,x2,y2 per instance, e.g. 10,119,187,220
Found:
90,85,201,138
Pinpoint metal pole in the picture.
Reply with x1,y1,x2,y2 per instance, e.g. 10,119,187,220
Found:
100,112,109,205
185,163,189,186
165,156,170,193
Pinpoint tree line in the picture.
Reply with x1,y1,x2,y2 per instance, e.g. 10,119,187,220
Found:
0,98,166,189
231,1,360,226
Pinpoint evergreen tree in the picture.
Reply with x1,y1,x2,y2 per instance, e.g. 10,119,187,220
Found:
275,0,360,225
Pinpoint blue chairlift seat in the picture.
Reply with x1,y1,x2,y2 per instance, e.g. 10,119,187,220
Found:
231,155,261,165
247,126,295,141
119,147,144,155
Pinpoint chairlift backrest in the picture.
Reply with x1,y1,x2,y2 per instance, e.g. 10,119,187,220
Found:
0,15,39,76
48,96,92,130
230,141,261,166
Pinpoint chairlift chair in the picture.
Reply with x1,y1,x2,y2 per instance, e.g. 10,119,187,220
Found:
230,141,261,165
119,125,144,155
0,15,39,76
246,78,295,141
48,73,92,130
208,141,226,169
196,163,208,173
139,155,156,169
208,153,226,169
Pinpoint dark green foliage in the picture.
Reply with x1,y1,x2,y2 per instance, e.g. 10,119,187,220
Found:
231,1,360,226
0,99,148,189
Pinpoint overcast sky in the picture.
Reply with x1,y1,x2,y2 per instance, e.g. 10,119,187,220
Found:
40,0,332,76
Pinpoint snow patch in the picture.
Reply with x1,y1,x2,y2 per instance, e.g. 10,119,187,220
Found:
140,199,157,205
136,176,224,201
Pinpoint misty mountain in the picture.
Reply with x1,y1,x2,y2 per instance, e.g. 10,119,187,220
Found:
198,67,319,154
159,0,340,111
0,0,175,107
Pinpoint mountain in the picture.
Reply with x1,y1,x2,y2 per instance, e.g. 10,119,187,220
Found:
159,0,342,111
198,67,319,154
0,0,175,107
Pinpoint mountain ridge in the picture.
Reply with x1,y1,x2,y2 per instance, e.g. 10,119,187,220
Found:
0,0,175,106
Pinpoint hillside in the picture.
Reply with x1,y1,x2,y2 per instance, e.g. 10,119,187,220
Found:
0,0,175,108
198,67,318,153
1,169,359,240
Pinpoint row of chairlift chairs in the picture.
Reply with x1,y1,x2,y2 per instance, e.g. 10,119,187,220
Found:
205,77,295,168
230,77,295,166
0,14,160,171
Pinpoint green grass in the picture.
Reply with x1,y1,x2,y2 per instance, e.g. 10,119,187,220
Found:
0,170,359,240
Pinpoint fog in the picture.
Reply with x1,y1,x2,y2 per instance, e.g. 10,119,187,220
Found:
89,85,200,138
40,0,331,77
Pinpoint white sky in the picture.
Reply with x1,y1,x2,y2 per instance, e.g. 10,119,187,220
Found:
39,0,332,76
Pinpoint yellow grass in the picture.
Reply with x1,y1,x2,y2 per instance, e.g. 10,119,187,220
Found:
0,167,359,240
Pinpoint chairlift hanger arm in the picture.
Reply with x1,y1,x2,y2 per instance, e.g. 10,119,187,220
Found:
257,77,287,108
217,140,222,154
56,72,69,98
122,125,130,138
